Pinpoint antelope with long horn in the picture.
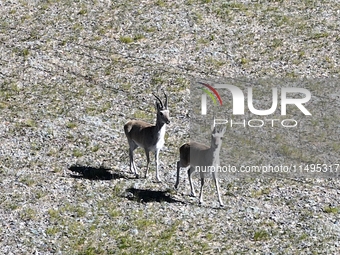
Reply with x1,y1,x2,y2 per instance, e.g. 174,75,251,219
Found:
175,126,226,207
124,92,170,182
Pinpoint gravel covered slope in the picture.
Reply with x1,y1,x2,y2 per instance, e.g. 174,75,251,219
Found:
1,0,340,254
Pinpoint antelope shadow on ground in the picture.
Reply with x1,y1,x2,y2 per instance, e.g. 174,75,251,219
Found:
68,165,129,180
125,187,185,204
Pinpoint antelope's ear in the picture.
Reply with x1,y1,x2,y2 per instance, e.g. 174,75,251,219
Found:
221,127,226,135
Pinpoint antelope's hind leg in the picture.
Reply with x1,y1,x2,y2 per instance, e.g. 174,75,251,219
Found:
144,149,150,179
188,166,196,197
198,174,205,205
128,139,139,177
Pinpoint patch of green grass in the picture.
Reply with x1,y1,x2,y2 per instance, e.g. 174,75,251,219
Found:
85,106,97,115
278,144,300,158
119,36,134,44
52,167,62,173
78,8,87,15
74,206,86,217
48,208,60,220
78,245,106,255
3,201,19,211
206,57,226,68
72,23,83,32
197,37,211,45
31,142,41,151
323,206,339,214
252,188,271,198
19,176,35,187
91,144,100,152
46,226,59,236
298,50,306,59
142,26,157,33
109,208,121,218
133,109,152,120
192,11,203,23
133,34,145,41
151,76,164,86
135,218,155,230
66,122,77,129
222,2,247,11
310,32,329,40
272,38,283,48
174,77,189,89
22,48,30,57
112,183,124,197
155,0,166,7
0,101,8,109
35,190,47,199
47,148,58,157
331,142,340,152
19,207,37,221
299,233,309,240
117,235,134,250
205,232,214,241
240,57,250,65
254,229,269,241
73,148,84,158
24,119,37,128
104,66,112,76
273,14,290,27
100,101,111,113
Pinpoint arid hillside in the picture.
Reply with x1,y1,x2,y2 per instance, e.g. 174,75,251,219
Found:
0,1,339,254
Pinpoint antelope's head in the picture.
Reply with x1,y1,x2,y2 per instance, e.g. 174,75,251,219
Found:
153,92,170,125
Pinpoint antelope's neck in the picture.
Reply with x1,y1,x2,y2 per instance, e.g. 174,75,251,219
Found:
210,142,222,163
155,121,166,150
155,118,166,131
156,121,166,138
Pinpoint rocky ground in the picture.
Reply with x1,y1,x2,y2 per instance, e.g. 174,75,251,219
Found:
0,0,340,254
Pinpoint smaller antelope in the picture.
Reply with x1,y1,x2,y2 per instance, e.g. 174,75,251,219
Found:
124,92,170,182
175,126,226,207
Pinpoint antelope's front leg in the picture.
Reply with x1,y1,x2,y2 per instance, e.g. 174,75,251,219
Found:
174,161,180,189
155,149,161,182
212,171,224,207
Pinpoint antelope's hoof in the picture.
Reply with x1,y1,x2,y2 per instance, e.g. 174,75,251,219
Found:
190,193,196,197
154,178,162,183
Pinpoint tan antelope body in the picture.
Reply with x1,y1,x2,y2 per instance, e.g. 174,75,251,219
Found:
124,93,170,182
175,127,226,206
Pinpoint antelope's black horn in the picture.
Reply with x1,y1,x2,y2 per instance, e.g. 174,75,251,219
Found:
152,93,163,108
163,92,168,108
